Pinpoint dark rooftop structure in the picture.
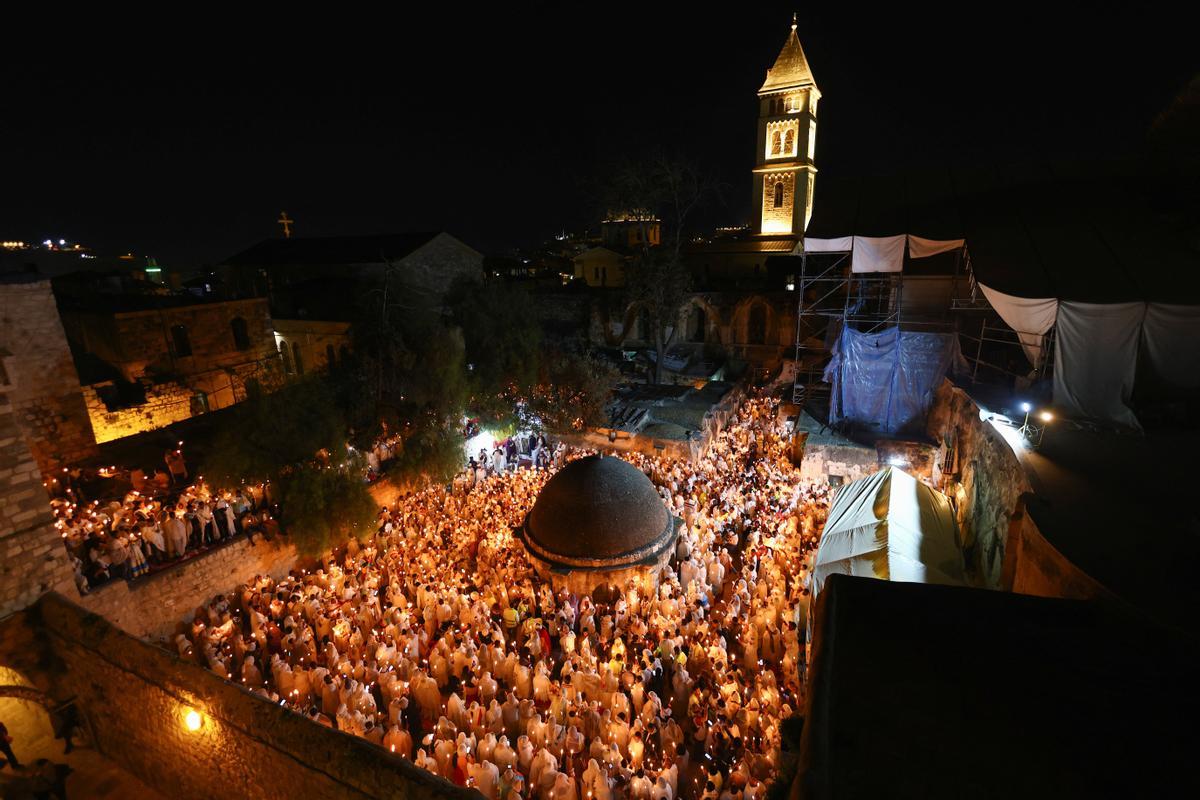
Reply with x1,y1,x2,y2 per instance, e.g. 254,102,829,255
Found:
520,455,677,570
801,574,1200,799
223,232,442,267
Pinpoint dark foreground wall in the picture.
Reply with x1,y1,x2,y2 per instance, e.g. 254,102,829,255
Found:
797,574,1200,800
4,593,478,800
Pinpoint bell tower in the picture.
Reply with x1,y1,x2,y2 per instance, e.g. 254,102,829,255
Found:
753,15,820,238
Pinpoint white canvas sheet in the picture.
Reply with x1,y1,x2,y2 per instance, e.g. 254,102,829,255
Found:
907,236,965,259
851,235,906,273
812,467,964,602
1141,303,1200,389
978,283,1058,368
802,236,854,253
1053,301,1145,429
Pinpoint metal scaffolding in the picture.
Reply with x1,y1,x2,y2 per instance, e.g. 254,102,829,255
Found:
790,250,902,410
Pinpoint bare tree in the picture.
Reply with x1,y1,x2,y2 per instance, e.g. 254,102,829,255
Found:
606,152,716,383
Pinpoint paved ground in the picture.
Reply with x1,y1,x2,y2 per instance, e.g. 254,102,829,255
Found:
0,694,162,799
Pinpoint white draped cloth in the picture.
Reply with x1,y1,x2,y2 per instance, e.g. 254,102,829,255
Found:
851,235,906,273
1054,301,1146,430
803,234,963,273
907,236,965,259
978,284,1058,369
1141,303,1200,389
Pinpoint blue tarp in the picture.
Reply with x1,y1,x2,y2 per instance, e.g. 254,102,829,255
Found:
824,327,965,434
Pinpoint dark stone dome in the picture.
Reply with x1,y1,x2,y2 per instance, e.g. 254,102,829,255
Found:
520,455,677,570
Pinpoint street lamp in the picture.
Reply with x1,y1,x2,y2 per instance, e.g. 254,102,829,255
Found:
1019,402,1032,435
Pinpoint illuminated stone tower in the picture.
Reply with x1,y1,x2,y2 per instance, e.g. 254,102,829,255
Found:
753,16,820,238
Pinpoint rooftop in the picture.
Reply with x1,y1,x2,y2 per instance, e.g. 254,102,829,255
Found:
520,455,677,570
223,232,444,267
759,20,818,95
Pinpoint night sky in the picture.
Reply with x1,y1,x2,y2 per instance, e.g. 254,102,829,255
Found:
3,5,1194,266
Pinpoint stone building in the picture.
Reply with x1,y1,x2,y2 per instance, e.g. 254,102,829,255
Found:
57,295,279,443
686,17,818,280
0,275,98,475
223,231,484,318
516,455,679,598
272,318,352,377
590,291,798,373
0,370,77,618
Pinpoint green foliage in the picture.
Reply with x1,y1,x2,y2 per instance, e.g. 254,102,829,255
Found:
277,464,377,556
382,425,465,487
201,375,375,555
531,348,619,434
448,277,543,427
203,377,346,486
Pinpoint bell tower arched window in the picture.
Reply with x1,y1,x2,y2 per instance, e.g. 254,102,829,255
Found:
784,129,795,155
771,131,782,156
773,182,785,208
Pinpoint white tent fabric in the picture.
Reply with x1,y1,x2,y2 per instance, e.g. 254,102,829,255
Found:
1141,303,1200,389
978,283,1058,368
1053,301,1145,430
851,235,906,273
812,467,965,603
802,236,854,253
907,236,965,259
803,234,964,271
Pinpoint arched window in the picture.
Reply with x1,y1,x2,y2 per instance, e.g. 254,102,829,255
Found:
292,342,305,375
771,131,782,155
748,304,767,345
279,342,294,374
230,317,250,351
773,182,785,208
170,324,192,357
784,129,795,154
326,344,336,368
689,306,707,342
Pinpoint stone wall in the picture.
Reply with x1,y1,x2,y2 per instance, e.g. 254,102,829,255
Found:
61,297,277,381
82,378,196,443
926,381,1034,589
798,442,879,484
10,593,477,800
391,233,485,308
0,278,98,474
1001,499,1112,600
0,394,77,619
77,537,299,639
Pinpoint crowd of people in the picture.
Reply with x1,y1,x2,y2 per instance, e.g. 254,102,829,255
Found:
177,395,831,799
52,479,281,593
464,432,561,489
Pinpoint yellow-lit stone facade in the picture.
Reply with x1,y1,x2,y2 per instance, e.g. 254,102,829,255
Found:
752,21,820,238
761,172,797,234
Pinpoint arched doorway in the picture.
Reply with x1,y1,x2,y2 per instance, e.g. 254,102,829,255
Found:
686,305,707,342
0,667,61,769
747,303,768,345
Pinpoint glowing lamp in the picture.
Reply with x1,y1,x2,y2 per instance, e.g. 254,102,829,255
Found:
1040,411,1053,422
184,708,203,731
1020,402,1031,413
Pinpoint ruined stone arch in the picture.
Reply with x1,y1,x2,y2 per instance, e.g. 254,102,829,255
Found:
732,296,777,346
678,296,721,345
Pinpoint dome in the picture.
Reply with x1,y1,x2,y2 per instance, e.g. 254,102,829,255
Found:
520,455,677,570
